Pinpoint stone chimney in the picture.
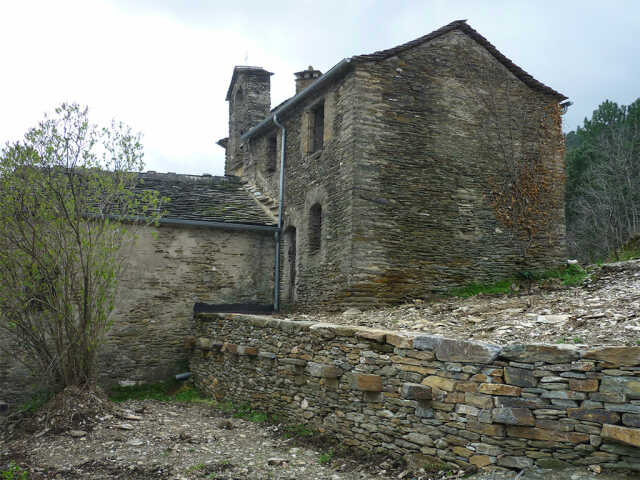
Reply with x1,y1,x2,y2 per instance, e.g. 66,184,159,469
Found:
295,66,322,94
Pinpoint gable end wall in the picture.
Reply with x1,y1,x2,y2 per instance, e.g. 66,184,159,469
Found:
350,30,566,300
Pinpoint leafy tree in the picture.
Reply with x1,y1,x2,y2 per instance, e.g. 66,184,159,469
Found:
0,103,163,390
565,99,640,261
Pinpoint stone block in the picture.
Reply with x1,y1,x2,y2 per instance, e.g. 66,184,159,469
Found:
281,357,307,366
569,378,599,392
504,367,538,388
354,328,388,343
308,323,338,339
600,376,640,398
467,420,505,437
604,403,640,414
590,392,627,403
415,404,434,418
452,446,474,458
196,337,213,350
455,381,478,392
455,404,479,416
401,382,432,400
354,373,383,391
602,424,640,448
497,456,533,469
386,333,415,349
495,396,547,409
258,351,276,360
433,338,501,363
422,375,457,392
583,347,640,367
404,432,434,447
622,413,640,427
541,390,586,400
535,419,573,431
237,345,258,356
469,455,493,467
492,407,536,426
506,426,589,443
221,343,238,354
500,344,580,363
469,443,502,456
567,408,620,424
413,334,444,351
464,392,493,409
307,362,341,378
477,383,521,396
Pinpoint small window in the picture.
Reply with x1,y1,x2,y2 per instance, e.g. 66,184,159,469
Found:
311,102,324,152
266,135,277,172
309,203,322,253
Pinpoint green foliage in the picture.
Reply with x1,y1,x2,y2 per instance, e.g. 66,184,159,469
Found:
18,390,52,413
109,381,209,404
447,279,513,298
446,264,587,298
0,103,164,391
1,462,29,480
284,423,314,438
319,450,333,465
565,98,640,262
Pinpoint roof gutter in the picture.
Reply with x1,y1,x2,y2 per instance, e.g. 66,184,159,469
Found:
98,214,279,232
241,58,352,142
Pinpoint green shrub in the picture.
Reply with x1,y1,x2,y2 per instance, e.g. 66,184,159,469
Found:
1,462,29,480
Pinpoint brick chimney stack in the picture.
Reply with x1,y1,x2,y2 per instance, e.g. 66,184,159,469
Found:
294,66,322,94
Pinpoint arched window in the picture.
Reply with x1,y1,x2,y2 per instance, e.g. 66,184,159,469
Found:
309,204,322,253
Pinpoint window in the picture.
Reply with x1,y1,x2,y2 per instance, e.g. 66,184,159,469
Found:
311,101,324,153
266,134,277,172
309,203,322,253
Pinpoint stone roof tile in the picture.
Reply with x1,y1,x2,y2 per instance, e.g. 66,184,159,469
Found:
136,172,275,226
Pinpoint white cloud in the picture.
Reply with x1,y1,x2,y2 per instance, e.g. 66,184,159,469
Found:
1,0,639,175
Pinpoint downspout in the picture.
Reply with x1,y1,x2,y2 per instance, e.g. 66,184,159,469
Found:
273,113,286,312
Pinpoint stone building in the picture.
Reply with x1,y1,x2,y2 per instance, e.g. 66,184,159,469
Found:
218,19,568,309
0,20,569,407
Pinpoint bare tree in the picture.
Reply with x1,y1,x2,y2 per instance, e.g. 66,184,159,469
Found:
0,104,163,390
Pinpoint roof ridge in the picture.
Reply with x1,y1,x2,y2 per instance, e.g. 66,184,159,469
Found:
352,20,566,100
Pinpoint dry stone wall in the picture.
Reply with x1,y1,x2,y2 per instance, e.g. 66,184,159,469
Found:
191,313,640,473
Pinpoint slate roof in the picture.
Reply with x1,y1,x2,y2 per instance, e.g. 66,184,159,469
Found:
136,172,275,226
241,20,566,142
352,19,567,100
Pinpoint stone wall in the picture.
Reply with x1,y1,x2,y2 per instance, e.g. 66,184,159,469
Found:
348,30,567,301
231,29,567,309
0,225,274,408
191,313,640,473
240,72,360,309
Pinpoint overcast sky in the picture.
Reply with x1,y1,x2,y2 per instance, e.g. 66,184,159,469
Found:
1,1,638,176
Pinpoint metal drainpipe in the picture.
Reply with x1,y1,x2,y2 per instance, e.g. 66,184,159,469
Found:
273,113,286,312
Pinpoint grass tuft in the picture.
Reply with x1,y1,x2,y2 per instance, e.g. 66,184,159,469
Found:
108,380,211,404
446,264,588,298
1,462,29,480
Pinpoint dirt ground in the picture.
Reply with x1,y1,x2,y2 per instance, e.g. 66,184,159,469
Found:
1,393,424,480
2,395,632,480
1,396,631,480
287,260,640,347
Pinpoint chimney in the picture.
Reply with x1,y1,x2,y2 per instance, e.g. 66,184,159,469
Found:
295,66,322,94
